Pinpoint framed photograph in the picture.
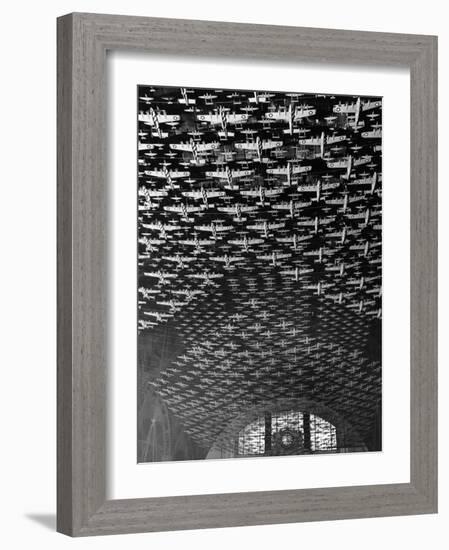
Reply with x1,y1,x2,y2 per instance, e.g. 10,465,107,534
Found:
57,12,437,536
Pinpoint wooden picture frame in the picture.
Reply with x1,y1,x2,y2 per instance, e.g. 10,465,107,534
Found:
57,12,438,536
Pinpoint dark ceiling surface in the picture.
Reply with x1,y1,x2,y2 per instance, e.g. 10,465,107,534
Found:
136,85,382,459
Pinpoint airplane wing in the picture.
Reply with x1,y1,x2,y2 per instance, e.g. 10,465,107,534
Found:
194,224,213,231
157,114,181,123
138,113,154,124
361,129,382,139
234,142,257,151
269,222,285,229
138,143,155,151
292,165,312,174
207,190,226,198
227,114,249,123
239,189,259,197
233,169,253,177
140,223,161,230
145,189,167,197
333,103,357,114
169,143,192,152
196,114,221,124
297,184,317,192
294,108,316,119
212,255,243,262
298,138,320,146
205,170,225,178
362,100,382,111
196,142,220,151
266,167,287,175
327,135,347,144
353,156,372,166
264,111,288,121
326,160,347,168
264,188,283,196
181,191,202,199
321,182,340,190
272,202,291,210
263,140,283,149
276,236,293,242
170,170,190,178
145,170,164,177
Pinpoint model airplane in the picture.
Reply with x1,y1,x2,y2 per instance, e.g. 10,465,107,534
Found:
281,266,314,281
188,271,224,286
298,131,347,158
138,108,181,126
169,139,220,164
211,254,245,269
163,203,205,219
177,88,196,106
217,203,259,222
228,235,264,251
182,187,226,205
143,270,177,285
272,200,311,218
234,136,283,161
247,220,285,237
267,162,312,176
194,222,233,239
205,166,253,183
276,233,311,249
256,251,292,266
240,185,284,205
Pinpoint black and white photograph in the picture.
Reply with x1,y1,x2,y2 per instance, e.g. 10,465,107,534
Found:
137,85,382,463
1,0,441,544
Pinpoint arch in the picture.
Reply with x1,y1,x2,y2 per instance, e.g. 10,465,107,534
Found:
206,397,367,459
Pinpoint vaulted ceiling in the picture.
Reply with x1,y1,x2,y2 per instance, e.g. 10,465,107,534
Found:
137,85,382,459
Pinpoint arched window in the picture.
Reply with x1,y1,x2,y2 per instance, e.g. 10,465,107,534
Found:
237,409,337,456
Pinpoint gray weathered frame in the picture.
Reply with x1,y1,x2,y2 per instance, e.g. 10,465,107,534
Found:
57,12,438,537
